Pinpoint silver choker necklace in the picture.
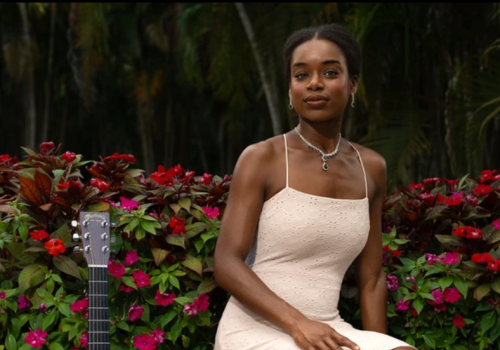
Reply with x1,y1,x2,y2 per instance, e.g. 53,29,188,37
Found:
295,127,341,171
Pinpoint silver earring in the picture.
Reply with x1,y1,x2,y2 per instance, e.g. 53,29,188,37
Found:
351,93,355,108
289,95,293,110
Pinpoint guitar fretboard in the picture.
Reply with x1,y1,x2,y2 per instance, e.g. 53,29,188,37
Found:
88,266,109,350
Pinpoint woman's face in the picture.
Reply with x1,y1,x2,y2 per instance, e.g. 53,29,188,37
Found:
289,39,357,122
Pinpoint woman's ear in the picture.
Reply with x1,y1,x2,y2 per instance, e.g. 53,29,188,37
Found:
350,76,359,94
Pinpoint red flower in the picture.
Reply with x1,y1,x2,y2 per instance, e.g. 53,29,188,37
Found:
25,329,48,349
410,307,418,316
150,165,174,185
444,178,459,186
103,152,136,163
199,173,213,185
487,259,500,272
452,226,482,239
0,154,18,165
155,289,176,306
128,304,144,321
409,182,425,191
44,239,66,257
70,298,89,313
79,332,88,347
61,151,76,163
418,193,435,206
382,245,390,252
132,270,151,288
90,178,109,192
40,142,55,153
0,292,6,299
480,170,496,183
56,180,81,190
472,184,492,196
0,154,10,162
182,170,195,182
472,253,494,264
452,315,465,328
133,333,157,350
437,194,462,206
465,195,478,206
119,284,134,293
169,216,187,234
29,230,49,241
423,177,440,184
108,262,125,279
443,287,461,303
391,250,401,258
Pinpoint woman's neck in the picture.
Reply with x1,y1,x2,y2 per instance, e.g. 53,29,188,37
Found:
295,119,342,154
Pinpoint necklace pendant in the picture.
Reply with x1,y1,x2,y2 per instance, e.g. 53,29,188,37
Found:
322,155,328,162
322,162,329,171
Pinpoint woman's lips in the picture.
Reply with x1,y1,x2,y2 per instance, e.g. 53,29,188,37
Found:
305,99,328,108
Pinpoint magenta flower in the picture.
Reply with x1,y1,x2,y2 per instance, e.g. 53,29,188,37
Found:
430,289,443,304
424,253,442,265
453,315,465,328
70,298,89,313
202,206,220,220
79,332,88,347
17,296,30,309
150,327,165,345
386,274,399,291
129,304,144,321
25,329,48,349
443,252,461,265
395,297,410,311
132,270,151,288
183,303,198,317
133,333,157,350
119,284,134,293
155,289,176,306
0,291,5,299
405,275,417,283
183,293,210,317
125,250,140,266
38,303,47,313
493,218,500,230
443,287,461,303
119,196,139,211
108,261,125,279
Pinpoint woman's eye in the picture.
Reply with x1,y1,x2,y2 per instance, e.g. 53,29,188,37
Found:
325,70,338,77
295,73,308,79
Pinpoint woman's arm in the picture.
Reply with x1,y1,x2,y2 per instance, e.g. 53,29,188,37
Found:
355,151,388,333
214,141,360,350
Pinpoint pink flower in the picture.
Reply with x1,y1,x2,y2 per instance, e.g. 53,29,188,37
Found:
119,284,134,293
70,298,89,313
119,196,139,211
25,329,48,349
17,296,30,309
386,274,399,291
443,252,461,265
129,304,144,321
453,315,465,328
395,297,410,311
133,333,157,350
425,253,442,265
38,303,47,313
199,173,213,185
155,290,176,306
61,151,76,163
443,287,461,303
125,250,140,266
406,275,417,283
465,195,478,206
108,261,125,279
493,218,500,230
183,294,210,317
183,303,198,317
150,327,165,345
0,291,5,299
79,332,88,347
202,206,220,220
430,289,443,304
40,142,55,153
132,270,151,288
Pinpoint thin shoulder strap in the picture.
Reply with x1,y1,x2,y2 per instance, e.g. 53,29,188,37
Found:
283,134,289,188
347,141,368,198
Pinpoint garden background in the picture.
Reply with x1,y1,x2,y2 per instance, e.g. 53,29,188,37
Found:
1,3,500,350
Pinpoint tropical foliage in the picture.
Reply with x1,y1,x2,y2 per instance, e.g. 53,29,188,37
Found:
1,3,500,188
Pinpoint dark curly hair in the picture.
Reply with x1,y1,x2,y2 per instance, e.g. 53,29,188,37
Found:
283,24,361,82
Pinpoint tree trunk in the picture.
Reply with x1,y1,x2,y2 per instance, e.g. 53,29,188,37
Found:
235,3,282,135
137,101,155,174
18,3,36,148
42,3,57,143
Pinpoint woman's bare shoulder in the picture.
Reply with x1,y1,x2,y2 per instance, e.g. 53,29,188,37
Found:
348,142,386,174
235,135,284,170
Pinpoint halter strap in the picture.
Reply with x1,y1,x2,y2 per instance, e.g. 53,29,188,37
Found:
347,141,368,198
283,134,289,188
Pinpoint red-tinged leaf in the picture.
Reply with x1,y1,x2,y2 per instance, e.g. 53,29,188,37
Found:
474,284,491,301
53,255,82,280
0,205,18,215
197,278,218,294
19,176,45,206
152,248,170,266
87,202,110,212
34,170,52,199
39,203,53,211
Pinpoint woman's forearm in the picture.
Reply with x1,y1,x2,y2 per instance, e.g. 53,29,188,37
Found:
214,255,306,334
359,271,388,333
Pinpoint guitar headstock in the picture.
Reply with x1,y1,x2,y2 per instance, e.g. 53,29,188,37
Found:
72,211,115,266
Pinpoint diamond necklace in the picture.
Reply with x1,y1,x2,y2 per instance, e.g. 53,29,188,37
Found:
295,127,341,171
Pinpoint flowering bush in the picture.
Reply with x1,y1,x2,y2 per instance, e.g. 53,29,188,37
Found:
0,144,230,349
1,144,500,349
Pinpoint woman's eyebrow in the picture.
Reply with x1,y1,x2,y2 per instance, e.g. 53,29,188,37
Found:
292,59,341,68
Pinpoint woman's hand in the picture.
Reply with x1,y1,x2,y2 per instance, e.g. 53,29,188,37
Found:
290,317,360,350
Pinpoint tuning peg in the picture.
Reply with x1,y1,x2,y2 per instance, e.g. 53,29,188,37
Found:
110,235,116,243
72,233,81,242
82,220,89,227
71,220,79,228
101,221,108,228
73,246,82,254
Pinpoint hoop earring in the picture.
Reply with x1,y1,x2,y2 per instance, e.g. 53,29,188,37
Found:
289,94,294,110
351,93,355,108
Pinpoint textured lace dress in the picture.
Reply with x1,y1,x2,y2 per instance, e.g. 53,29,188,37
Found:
214,135,415,350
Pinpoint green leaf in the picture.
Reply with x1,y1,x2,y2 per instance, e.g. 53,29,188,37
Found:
117,321,130,331
439,276,453,290
53,255,82,280
49,342,64,350
197,279,218,294
480,311,496,334
412,298,423,315
123,219,140,233
194,239,204,253
491,278,500,294
141,220,160,235
170,318,182,344
474,284,491,301
18,264,45,294
5,333,16,350
181,255,203,276
151,248,170,266
57,303,70,317
166,234,186,249
37,288,54,302
122,276,138,290
42,310,58,330
87,202,110,212
6,242,38,264
160,309,178,328
179,197,192,212
53,224,71,243
453,276,468,298
135,227,146,240
169,275,180,289
422,335,436,349
182,334,190,348
490,318,500,342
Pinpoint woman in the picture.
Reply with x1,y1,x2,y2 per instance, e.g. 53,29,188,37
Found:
213,24,416,350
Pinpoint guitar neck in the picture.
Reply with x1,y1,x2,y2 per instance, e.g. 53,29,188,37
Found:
88,266,110,350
